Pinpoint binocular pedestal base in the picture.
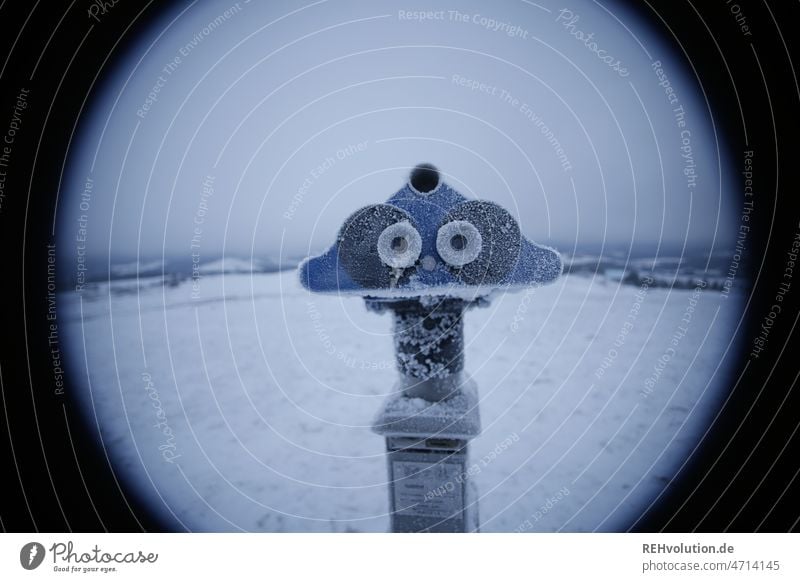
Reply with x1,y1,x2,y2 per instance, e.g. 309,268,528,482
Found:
373,379,481,532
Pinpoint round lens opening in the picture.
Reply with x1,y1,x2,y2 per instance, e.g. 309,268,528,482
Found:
391,236,408,252
450,234,467,251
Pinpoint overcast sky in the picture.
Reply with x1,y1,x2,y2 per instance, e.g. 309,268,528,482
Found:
60,0,735,264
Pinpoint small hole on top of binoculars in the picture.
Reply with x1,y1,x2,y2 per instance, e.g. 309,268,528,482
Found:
450,234,467,251
391,236,408,252
410,163,439,193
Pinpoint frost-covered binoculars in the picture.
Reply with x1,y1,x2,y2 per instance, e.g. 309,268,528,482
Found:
300,163,561,531
301,163,561,300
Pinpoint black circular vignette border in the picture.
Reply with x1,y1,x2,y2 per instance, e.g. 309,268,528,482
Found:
0,0,797,532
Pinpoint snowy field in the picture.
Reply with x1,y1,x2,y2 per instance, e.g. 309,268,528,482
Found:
60,269,743,532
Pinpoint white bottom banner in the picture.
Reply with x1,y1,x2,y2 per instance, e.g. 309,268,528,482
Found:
1,533,796,581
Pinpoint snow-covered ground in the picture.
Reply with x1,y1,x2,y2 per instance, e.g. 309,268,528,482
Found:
60,269,744,532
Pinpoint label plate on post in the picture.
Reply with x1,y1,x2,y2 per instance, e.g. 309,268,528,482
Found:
391,460,464,519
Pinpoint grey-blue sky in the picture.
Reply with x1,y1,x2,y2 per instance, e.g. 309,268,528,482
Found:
60,0,734,263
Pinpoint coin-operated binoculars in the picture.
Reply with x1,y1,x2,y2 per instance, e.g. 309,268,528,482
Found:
299,163,561,532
